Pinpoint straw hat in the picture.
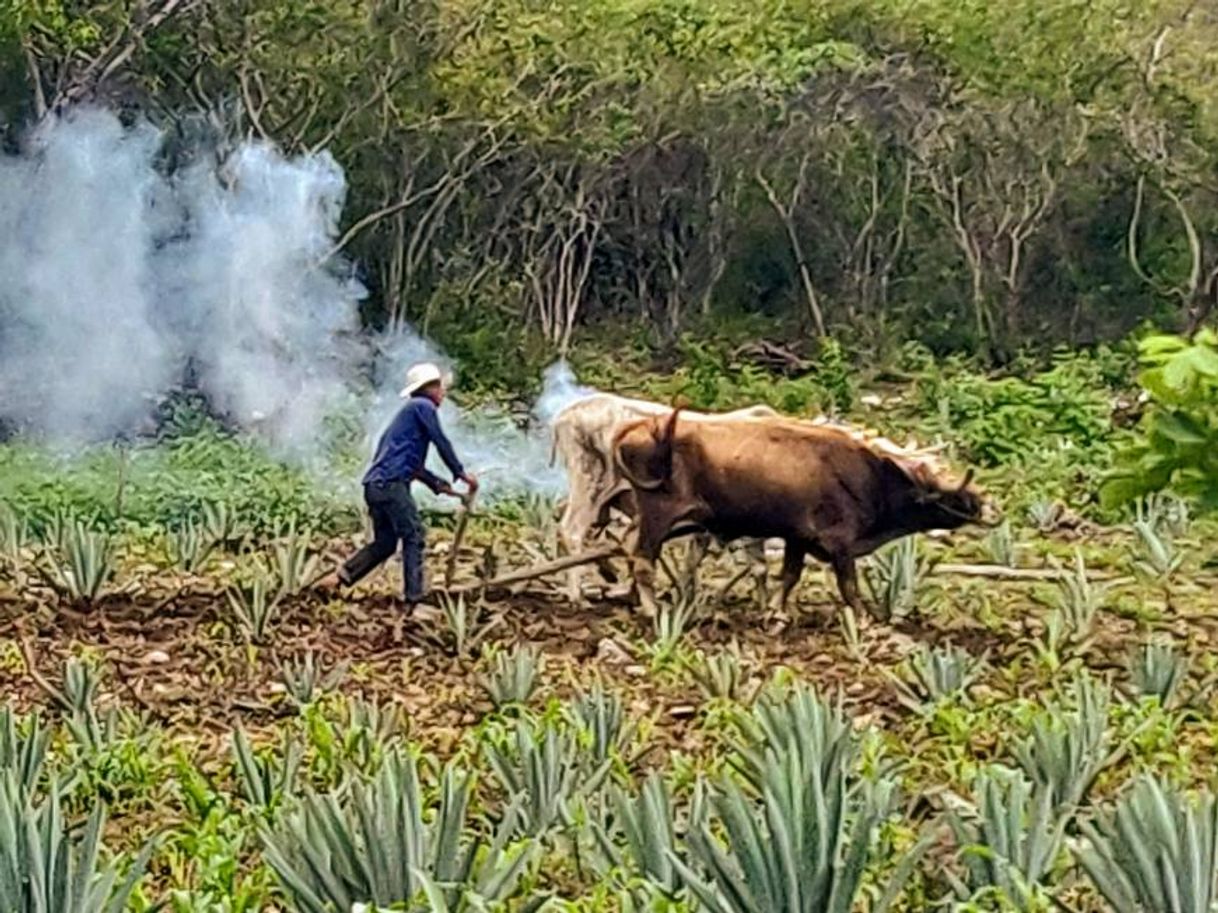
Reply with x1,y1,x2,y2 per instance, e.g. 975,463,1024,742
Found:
399,362,446,398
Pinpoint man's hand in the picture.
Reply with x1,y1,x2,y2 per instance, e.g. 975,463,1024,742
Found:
436,482,460,498
460,471,479,493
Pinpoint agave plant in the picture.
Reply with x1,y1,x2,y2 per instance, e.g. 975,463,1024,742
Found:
231,727,302,812
570,681,635,766
201,500,241,549
650,585,704,662
60,657,121,754
0,708,51,795
945,766,1070,911
1127,641,1190,707
893,643,985,711
479,644,543,708
1044,549,1106,650
36,520,116,606
165,519,217,574
688,646,755,703
1077,776,1218,913
226,565,283,645
1026,499,1063,534
1010,674,1113,815
1130,518,1183,582
590,773,694,899
863,537,923,622
0,506,29,579
731,683,854,791
278,651,346,709
437,591,499,658
483,719,611,838
986,520,1018,568
672,739,912,913
1135,491,1191,539
0,772,151,913
270,521,320,597
262,752,542,913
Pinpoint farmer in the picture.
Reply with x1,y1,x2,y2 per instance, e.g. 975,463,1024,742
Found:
325,362,478,608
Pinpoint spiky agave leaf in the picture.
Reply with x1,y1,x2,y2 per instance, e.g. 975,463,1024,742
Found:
0,771,152,913
671,741,910,913
37,520,116,606
863,537,925,622
278,651,347,709
0,708,50,795
479,644,543,708
893,642,985,710
270,520,320,598
1011,672,1114,815
1077,776,1218,913
232,727,302,812
225,564,283,645
946,766,1070,911
731,682,854,792
1127,640,1190,707
262,752,536,913
569,680,635,767
483,718,612,838
166,519,217,574
598,773,684,896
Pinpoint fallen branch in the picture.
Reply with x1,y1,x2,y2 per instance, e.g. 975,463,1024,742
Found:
449,546,622,593
930,563,1125,581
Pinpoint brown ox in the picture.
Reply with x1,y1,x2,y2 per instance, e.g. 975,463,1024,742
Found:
549,394,780,602
612,408,996,617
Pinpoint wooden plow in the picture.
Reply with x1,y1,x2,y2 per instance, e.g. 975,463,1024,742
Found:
447,545,623,595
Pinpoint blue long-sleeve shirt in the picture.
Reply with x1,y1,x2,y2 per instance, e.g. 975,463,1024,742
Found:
362,396,465,492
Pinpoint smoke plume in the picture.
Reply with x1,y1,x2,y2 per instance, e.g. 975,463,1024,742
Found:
0,107,599,501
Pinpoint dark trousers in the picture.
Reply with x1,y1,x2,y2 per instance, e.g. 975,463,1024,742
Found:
341,480,426,602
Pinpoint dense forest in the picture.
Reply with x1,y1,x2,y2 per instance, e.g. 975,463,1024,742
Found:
3,0,1216,370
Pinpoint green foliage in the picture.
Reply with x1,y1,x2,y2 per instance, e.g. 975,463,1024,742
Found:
672,717,909,913
1104,330,1218,511
262,752,539,912
0,773,151,913
946,766,1068,911
917,355,1114,469
863,538,925,623
225,565,284,646
36,519,117,606
1127,641,1190,707
1078,776,1218,913
482,719,611,838
231,728,301,813
893,643,984,710
479,644,543,708
591,773,692,899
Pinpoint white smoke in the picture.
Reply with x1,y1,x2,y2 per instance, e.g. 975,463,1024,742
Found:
0,107,364,447
0,107,606,503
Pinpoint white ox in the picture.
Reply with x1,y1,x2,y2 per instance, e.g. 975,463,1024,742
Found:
548,393,779,605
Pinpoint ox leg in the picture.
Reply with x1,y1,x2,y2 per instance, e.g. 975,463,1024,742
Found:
831,555,868,616
745,540,769,613
779,541,806,614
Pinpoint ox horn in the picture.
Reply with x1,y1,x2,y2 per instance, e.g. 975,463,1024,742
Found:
956,468,975,493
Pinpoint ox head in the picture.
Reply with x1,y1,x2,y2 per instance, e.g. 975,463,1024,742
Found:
909,467,1002,530
612,406,682,491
